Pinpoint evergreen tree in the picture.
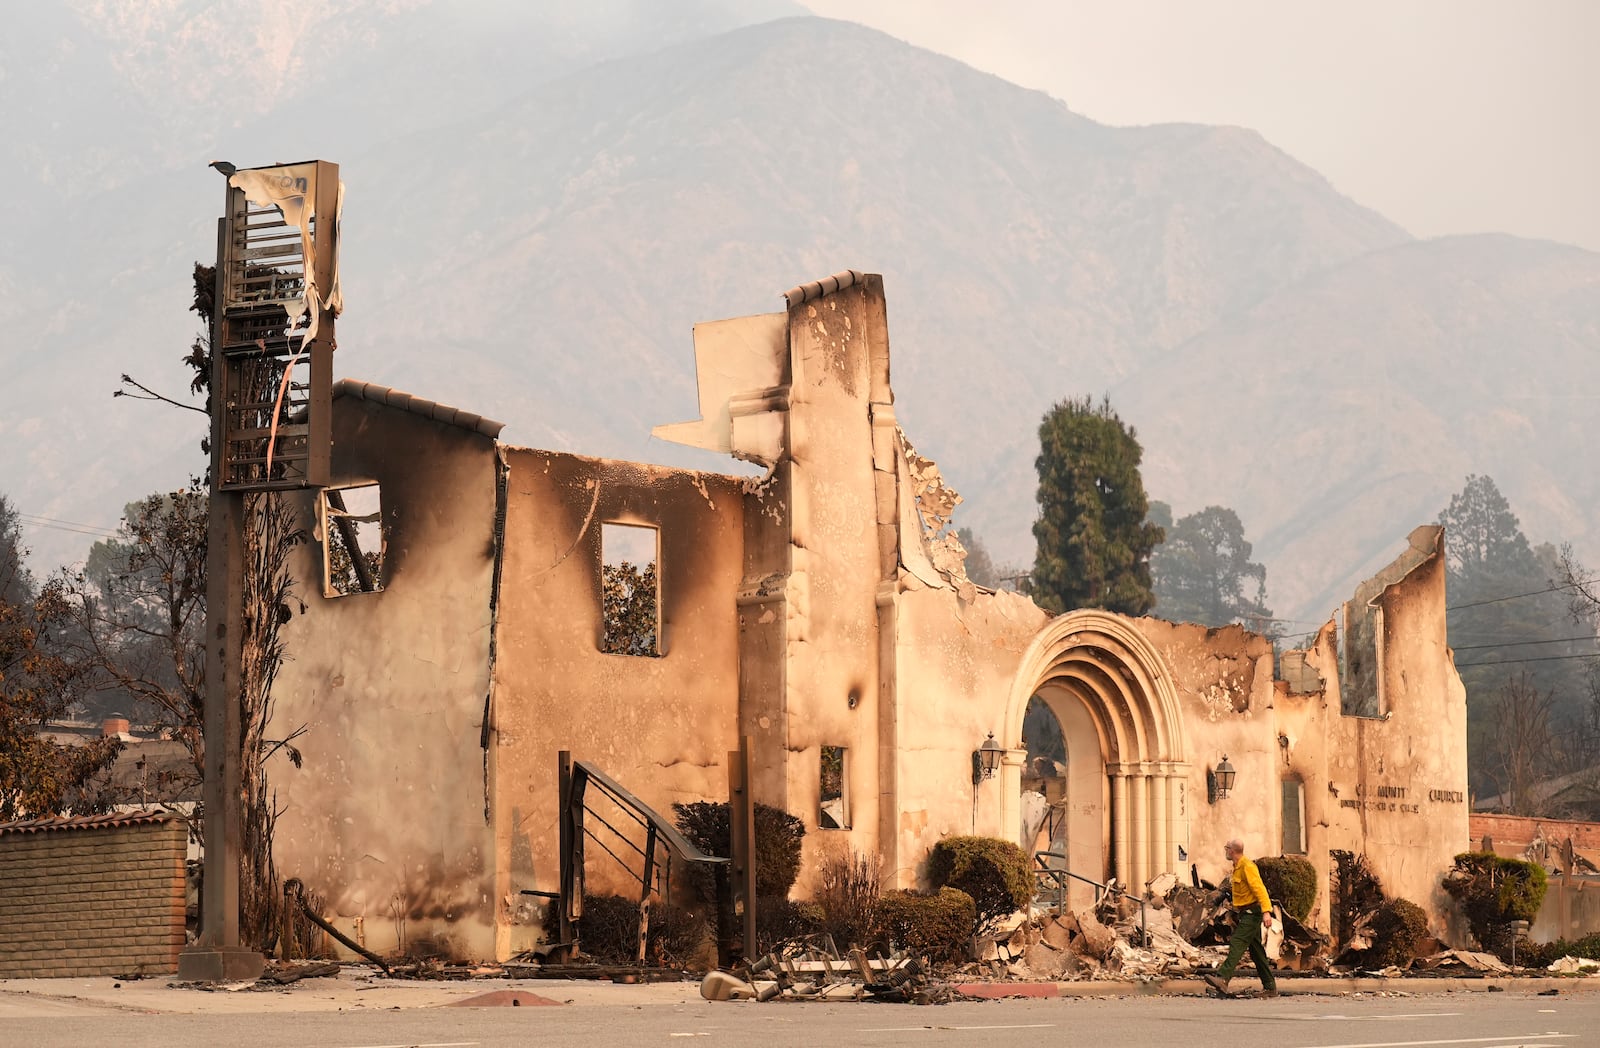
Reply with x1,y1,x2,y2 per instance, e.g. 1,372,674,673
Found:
1151,504,1274,628
956,527,999,588
1029,396,1162,616
1440,475,1599,804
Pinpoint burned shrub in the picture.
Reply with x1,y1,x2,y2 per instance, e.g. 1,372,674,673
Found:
672,801,806,902
578,893,707,968
813,847,883,949
927,836,1033,935
754,897,825,954
1442,852,1548,957
1256,855,1317,922
1330,850,1386,955
875,888,976,964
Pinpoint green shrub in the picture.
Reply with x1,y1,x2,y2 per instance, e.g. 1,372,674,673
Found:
1442,852,1548,957
1521,932,1600,969
672,801,807,901
579,893,707,967
1364,897,1430,969
875,888,976,964
927,836,1033,934
1256,855,1317,922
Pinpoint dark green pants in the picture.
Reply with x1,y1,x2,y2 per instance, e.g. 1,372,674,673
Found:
1218,904,1276,991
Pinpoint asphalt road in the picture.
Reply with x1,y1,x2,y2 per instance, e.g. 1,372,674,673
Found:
2,990,1591,1048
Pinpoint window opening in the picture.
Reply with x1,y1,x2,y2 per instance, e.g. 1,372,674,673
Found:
601,523,660,657
820,746,849,829
1281,778,1306,855
323,483,384,597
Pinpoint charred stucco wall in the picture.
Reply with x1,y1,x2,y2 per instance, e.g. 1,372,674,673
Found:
1132,526,1467,938
489,449,746,959
1314,526,1468,932
1133,619,1277,885
760,279,896,886
889,585,1047,886
270,398,500,961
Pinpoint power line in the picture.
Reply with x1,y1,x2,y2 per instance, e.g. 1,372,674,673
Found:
1455,652,1600,670
14,512,121,540
1451,634,1600,652
1447,581,1581,611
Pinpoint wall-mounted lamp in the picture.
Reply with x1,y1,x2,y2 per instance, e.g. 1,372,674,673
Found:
971,732,1003,784
1207,755,1237,804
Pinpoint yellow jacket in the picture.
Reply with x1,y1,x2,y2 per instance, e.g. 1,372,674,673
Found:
1230,855,1273,911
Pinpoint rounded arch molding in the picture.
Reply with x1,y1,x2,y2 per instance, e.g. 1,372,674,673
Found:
1000,609,1192,891
1003,610,1188,765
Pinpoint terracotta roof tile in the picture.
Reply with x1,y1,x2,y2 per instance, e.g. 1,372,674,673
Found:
0,809,176,837
334,379,505,438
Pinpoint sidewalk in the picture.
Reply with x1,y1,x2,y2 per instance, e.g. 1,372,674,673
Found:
2,966,1597,1017
0,967,697,1017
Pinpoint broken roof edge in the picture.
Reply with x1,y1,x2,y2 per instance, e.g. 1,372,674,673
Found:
334,378,506,439
781,268,868,307
494,441,755,486
1353,523,1445,611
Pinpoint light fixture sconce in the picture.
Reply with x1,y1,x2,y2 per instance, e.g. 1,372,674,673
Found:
1207,755,1237,804
972,732,1003,784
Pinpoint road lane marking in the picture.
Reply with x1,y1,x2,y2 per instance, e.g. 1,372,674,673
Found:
1295,1035,1571,1048
861,1023,1057,1032
1302,1014,1462,1022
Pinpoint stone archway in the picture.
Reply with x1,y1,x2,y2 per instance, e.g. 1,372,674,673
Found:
1000,611,1190,898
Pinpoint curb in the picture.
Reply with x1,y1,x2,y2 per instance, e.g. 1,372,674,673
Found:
951,976,1600,999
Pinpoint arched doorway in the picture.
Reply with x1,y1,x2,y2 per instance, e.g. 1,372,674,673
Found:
1001,611,1189,905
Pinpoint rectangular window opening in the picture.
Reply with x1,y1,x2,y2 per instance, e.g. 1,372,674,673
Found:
820,746,850,829
322,483,385,597
601,522,660,657
1281,778,1306,855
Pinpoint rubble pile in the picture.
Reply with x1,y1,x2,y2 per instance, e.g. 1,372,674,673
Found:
700,940,947,1003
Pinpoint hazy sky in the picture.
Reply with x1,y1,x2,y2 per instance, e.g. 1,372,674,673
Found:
804,0,1600,252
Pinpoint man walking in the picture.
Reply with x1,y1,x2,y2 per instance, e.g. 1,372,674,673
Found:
1203,838,1279,998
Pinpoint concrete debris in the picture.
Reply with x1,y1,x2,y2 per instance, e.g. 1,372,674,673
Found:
1547,956,1600,975
1412,950,1512,974
701,941,939,1004
1072,909,1117,961
1146,872,1178,902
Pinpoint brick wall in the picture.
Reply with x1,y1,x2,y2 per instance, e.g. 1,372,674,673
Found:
0,814,187,978
1469,812,1600,855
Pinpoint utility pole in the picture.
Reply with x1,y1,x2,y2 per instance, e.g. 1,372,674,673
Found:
178,160,340,981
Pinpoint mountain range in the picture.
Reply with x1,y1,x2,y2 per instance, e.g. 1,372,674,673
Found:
2,3,1594,625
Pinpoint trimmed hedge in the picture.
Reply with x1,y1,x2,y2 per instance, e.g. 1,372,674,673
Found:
672,801,807,901
927,836,1033,934
875,888,976,964
1366,897,1430,969
1442,852,1548,956
1256,855,1317,922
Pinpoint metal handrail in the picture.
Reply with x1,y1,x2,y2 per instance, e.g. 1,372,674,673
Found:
1033,850,1147,946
